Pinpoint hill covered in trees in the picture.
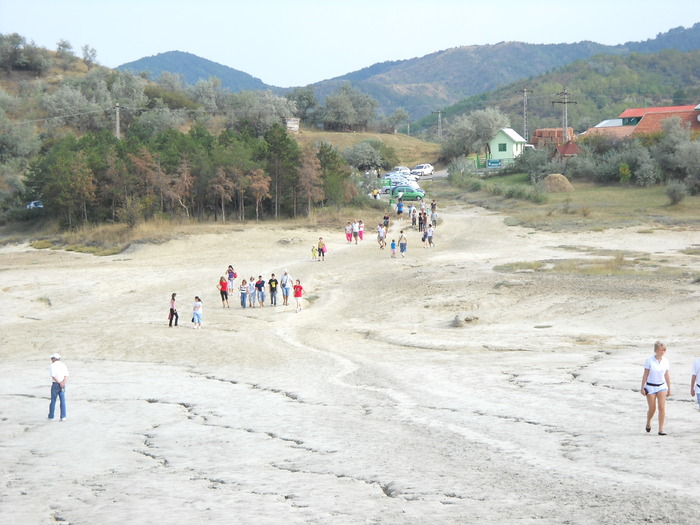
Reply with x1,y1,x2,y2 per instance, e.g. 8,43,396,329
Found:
411,48,700,138
117,51,271,92
115,23,700,120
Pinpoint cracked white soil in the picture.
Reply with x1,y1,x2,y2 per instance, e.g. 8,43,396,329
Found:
1,204,700,524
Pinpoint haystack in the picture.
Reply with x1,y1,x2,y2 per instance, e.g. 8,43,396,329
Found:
542,173,574,193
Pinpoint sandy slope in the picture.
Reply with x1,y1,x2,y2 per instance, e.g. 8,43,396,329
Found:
1,202,700,524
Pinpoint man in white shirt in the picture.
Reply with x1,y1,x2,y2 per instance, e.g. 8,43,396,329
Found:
48,353,69,421
691,358,700,410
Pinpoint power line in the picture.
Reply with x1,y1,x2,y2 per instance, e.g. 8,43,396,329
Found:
516,88,532,141
552,87,577,142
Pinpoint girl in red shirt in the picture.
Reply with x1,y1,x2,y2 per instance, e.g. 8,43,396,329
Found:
293,280,305,312
217,276,229,308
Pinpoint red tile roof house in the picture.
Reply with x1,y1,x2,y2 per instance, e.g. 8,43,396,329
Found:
582,104,700,139
630,105,700,136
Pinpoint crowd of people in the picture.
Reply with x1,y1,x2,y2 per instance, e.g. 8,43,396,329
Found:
168,268,308,329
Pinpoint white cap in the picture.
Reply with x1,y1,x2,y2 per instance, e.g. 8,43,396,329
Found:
50,353,61,360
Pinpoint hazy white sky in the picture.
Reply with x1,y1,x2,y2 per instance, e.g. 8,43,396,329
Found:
1,0,697,87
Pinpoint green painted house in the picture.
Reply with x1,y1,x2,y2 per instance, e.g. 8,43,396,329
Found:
487,128,527,162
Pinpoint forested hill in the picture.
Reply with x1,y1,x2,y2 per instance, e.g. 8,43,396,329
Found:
116,23,700,120
117,51,270,92
410,49,700,137
315,23,700,119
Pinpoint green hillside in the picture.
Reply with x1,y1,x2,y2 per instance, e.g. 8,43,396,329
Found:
411,49,700,137
118,51,270,92
113,24,700,121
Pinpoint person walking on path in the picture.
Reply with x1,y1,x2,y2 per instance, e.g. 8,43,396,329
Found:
255,275,266,307
192,296,203,329
691,357,700,410
281,270,293,306
427,224,435,248
217,276,230,308
293,279,306,312
377,223,386,250
48,353,69,421
345,222,353,243
390,239,396,258
226,265,237,291
247,277,256,308
269,273,279,306
352,220,360,244
239,280,248,308
318,238,327,261
168,292,179,327
641,341,671,435
398,230,408,258
358,221,365,241
396,200,404,220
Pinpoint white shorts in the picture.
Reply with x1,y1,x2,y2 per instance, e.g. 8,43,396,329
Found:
645,383,667,395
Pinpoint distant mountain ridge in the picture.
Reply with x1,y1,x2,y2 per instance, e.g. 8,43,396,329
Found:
116,23,700,119
118,51,271,92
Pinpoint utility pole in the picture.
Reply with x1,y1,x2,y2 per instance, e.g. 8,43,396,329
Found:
406,119,413,137
114,103,121,140
517,88,532,141
552,87,576,143
432,110,443,140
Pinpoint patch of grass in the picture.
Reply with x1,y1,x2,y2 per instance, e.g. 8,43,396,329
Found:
495,253,698,279
682,247,700,256
451,177,700,231
494,261,547,272
31,239,56,250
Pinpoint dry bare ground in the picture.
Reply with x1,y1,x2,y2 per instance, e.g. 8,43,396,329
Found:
1,202,699,524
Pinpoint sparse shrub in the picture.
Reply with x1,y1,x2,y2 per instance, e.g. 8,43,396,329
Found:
117,197,142,228
666,180,687,205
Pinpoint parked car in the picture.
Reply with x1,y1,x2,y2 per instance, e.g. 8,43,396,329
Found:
391,166,412,176
411,163,434,177
391,185,425,201
26,200,44,209
384,175,420,190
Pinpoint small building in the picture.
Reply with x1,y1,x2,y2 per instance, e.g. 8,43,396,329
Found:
581,119,636,142
619,105,697,126
487,128,527,164
554,140,582,166
631,104,700,136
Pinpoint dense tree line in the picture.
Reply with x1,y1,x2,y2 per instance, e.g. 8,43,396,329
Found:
21,124,366,227
0,34,407,226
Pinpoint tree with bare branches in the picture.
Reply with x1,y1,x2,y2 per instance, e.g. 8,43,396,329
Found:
209,167,236,222
249,169,270,221
297,146,324,217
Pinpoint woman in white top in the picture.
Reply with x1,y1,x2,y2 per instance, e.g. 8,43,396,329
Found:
641,341,671,435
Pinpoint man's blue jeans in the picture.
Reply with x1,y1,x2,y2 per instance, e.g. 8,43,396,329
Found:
48,382,66,419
